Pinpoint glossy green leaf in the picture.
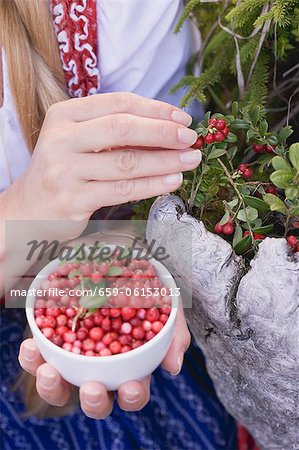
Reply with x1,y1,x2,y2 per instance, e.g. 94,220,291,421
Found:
271,156,292,171
259,120,268,136
207,147,227,160
234,235,252,255
219,211,230,226
227,145,238,160
226,133,238,143
285,186,299,200
270,170,294,189
233,224,243,247
278,126,293,143
79,294,107,308
108,266,123,276
267,135,278,145
244,195,269,213
253,224,274,235
263,194,288,214
289,143,299,170
231,119,250,130
237,207,258,222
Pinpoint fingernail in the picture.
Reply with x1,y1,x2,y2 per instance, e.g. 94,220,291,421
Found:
180,149,202,165
178,128,197,145
24,342,37,361
170,352,184,376
171,110,192,126
83,389,102,407
163,173,183,186
123,387,140,402
39,368,57,388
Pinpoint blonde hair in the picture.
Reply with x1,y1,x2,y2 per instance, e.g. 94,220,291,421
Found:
0,0,68,151
1,0,74,417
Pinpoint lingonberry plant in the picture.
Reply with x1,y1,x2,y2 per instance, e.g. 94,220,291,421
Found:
178,102,299,259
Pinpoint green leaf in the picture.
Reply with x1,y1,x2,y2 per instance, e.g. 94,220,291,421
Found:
267,135,278,145
263,194,288,214
234,235,252,255
259,120,268,136
271,156,292,171
226,133,237,143
215,141,228,150
278,126,293,143
219,211,230,226
237,207,258,222
285,186,299,200
227,145,238,160
244,195,269,213
207,147,227,160
227,198,239,208
247,128,258,140
253,224,274,235
251,107,260,126
203,111,211,127
289,143,299,170
270,169,294,189
202,163,210,174
290,206,299,217
232,101,239,118
79,294,107,308
231,119,250,130
107,266,123,276
233,224,243,247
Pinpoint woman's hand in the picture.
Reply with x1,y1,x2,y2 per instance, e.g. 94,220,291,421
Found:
14,92,199,237
18,307,190,418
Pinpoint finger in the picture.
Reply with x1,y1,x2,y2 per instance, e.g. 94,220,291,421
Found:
18,339,45,376
53,92,192,125
79,382,114,419
162,306,191,376
117,376,151,412
81,172,183,211
78,148,202,181
74,114,198,152
36,363,72,407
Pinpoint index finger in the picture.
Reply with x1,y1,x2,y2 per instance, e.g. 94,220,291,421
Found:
53,92,192,125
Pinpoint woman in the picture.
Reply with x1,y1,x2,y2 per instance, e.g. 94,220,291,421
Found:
0,1,237,448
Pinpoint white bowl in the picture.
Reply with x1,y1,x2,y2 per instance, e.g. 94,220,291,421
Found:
26,249,180,390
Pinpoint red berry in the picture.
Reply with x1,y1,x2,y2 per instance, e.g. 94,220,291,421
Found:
73,340,82,348
50,334,63,347
82,338,95,352
93,313,103,326
109,308,121,318
43,316,56,328
62,343,72,352
214,131,225,142
99,348,112,356
121,307,136,321
89,327,104,342
160,314,169,324
142,320,152,332
252,144,264,153
243,231,251,238
90,272,103,283
265,185,277,195
65,307,76,318
222,223,234,235
132,326,145,340
243,168,253,179
238,163,247,173
223,126,229,137
209,118,218,126
35,316,45,328
102,332,114,346
109,341,122,354
145,331,155,341
111,317,122,331
71,346,81,354
76,327,89,341
192,136,204,149
56,325,68,336
63,331,77,344
56,314,67,326
145,308,160,322
119,335,132,346
287,235,298,248
82,317,95,329
121,345,131,353
95,342,106,352
215,119,226,131
214,223,223,234
265,145,276,153
121,322,132,335
85,350,96,356
204,133,215,144
101,317,111,331
152,321,163,334
42,327,54,339
254,234,265,240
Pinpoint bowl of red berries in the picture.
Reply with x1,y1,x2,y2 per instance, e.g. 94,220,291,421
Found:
26,246,180,390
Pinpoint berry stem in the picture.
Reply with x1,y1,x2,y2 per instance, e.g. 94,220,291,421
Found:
217,158,256,245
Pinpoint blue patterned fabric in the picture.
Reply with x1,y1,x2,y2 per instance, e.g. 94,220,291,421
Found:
0,307,237,450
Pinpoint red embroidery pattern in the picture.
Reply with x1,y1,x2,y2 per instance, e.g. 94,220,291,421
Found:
50,0,100,97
